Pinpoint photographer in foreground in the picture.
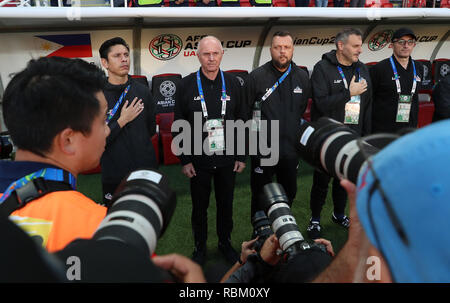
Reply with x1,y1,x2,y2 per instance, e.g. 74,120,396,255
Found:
0,57,108,252
314,120,450,282
221,235,334,283
222,183,334,283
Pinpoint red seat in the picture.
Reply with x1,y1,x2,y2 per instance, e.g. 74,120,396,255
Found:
157,112,180,165
418,101,435,128
298,65,310,77
274,0,289,6
151,133,160,165
441,0,450,7
131,75,149,88
239,0,252,6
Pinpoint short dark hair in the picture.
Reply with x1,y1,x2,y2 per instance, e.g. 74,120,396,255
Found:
2,57,106,156
335,28,363,47
99,37,130,60
272,31,294,44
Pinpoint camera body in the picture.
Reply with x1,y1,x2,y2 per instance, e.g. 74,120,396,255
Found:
251,210,273,252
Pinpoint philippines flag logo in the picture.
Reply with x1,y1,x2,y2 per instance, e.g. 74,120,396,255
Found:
35,34,92,58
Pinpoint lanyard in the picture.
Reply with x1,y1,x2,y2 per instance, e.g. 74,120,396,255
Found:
0,168,76,204
260,64,292,104
337,66,360,90
196,69,227,119
389,56,417,95
106,84,131,124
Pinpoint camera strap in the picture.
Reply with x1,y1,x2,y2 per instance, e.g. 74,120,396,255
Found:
0,168,75,216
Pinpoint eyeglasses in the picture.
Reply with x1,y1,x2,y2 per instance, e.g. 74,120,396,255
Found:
393,39,416,46
356,134,410,248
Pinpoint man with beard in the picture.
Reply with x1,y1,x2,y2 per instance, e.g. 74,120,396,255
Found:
370,28,423,134
245,31,311,227
99,37,157,206
307,28,372,240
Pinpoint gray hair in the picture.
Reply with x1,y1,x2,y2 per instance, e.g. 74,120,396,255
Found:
335,28,363,48
197,35,223,54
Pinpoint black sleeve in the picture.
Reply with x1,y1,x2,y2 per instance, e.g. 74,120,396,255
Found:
231,76,247,163
243,72,258,121
311,64,350,114
362,65,373,135
300,72,312,116
172,78,193,166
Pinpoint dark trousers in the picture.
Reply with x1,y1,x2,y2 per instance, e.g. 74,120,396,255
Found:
190,164,236,248
309,170,347,220
333,0,345,6
250,157,299,220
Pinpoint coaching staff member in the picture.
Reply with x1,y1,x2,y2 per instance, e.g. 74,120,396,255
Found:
173,36,246,266
370,28,423,134
245,30,311,224
99,37,157,206
307,28,372,240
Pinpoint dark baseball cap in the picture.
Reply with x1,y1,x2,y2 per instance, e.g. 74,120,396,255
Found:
392,27,417,41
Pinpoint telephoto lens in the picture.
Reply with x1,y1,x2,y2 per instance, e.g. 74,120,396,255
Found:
260,183,312,259
297,117,379,183
93,169,176,257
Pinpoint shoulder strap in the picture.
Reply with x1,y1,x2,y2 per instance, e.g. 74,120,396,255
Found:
0,178,72,217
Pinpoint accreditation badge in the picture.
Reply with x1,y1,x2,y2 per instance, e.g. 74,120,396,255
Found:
344,95,361,125
206,118,225,152
396,94,412,123
251,102,262,132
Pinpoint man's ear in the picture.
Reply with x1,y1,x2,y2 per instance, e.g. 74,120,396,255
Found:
100,57,109,70
57,128,77,156
336,40,344,51
388,43,393,49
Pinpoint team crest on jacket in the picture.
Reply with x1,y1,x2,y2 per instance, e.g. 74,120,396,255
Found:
293,86,303,94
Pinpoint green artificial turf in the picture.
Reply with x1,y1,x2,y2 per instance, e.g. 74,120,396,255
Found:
77,160,349,273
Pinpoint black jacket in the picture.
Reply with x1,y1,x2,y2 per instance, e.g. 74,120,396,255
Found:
173,69,246,169
370,56,423,133
101,76,157,184
432,74,450,122
311,50,372,136
245,61,311,159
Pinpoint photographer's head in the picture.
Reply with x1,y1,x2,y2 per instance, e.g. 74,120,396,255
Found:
2,57,109,176
354,120,450,282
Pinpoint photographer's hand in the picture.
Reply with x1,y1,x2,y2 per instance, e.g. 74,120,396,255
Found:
260,234,281,266
240,238,257,264
152,253,206,283
314,238,335,257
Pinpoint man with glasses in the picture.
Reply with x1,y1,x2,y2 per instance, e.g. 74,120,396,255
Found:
314,119,450,282
370,28,423,134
